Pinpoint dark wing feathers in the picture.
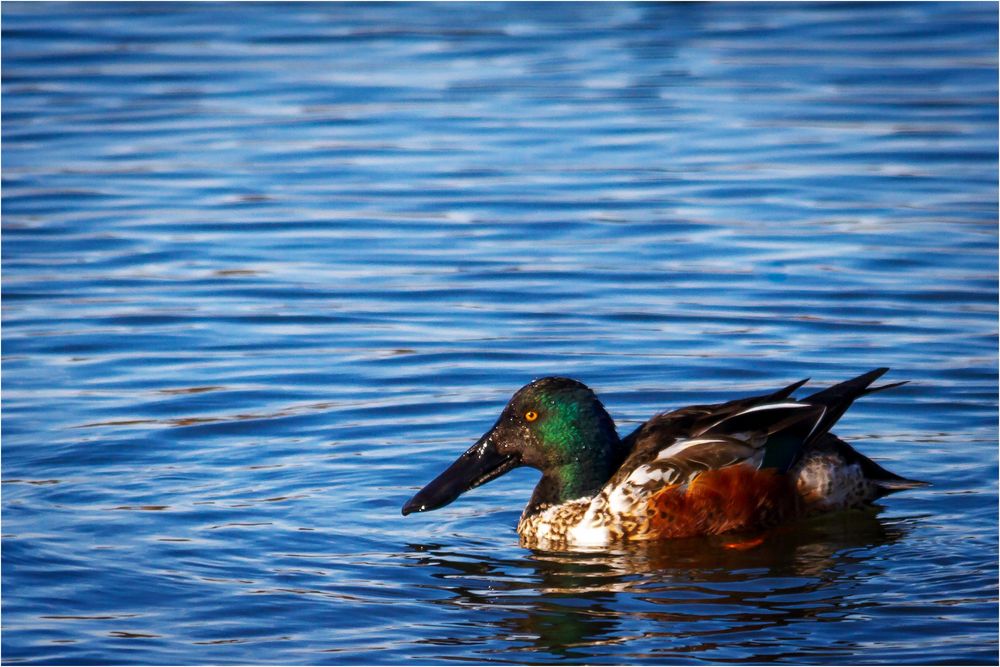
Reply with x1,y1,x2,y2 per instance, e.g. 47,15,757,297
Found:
803,367,888,404
769,377,811,401
696,402,827,472
754,406,827,471
800,367,896,444
620,376,814,455
696,403,821,439
681,376,812,428
655,438,757,487
615,369,905,482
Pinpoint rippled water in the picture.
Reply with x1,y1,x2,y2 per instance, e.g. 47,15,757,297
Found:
2,2,997,664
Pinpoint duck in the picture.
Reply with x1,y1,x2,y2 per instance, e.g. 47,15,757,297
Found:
401,368,927,549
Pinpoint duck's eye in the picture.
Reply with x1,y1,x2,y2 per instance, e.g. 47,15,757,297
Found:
524,410,538,422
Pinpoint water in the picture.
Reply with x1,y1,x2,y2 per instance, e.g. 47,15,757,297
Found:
2,2,997,664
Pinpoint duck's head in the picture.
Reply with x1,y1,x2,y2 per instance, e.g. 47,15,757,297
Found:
402,377,623,516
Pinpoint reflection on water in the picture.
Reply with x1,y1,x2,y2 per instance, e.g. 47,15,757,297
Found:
407,511,914,662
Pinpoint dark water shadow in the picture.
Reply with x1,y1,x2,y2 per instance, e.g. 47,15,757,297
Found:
404,510,920,662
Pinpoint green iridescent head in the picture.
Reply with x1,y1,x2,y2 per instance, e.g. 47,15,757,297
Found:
402,377,626,516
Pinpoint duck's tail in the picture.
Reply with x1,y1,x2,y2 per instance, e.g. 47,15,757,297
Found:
802,368,928,491
850,439,928,493
802,367,900,441
812,433,930,497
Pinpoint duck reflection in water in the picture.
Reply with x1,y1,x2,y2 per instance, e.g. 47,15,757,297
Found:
405,510,916,661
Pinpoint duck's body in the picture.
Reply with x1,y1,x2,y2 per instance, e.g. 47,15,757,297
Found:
516,432,907,549
403,369,925,549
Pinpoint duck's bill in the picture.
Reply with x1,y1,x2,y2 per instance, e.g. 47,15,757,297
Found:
402,431,519,516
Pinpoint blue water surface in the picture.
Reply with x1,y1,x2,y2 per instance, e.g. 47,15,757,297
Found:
2,2,998,664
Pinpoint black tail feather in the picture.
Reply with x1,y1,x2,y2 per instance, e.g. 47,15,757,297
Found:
864,380,909,396
804,367,890,404
802,368,896,445
771,377,810,401
804,372,927,492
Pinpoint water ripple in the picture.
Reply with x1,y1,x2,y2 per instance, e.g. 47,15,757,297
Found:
3,2,997,665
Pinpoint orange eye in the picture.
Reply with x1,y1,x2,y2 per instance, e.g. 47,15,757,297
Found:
524,410,538,422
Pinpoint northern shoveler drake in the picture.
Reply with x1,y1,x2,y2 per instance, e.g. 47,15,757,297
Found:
402,368,927,549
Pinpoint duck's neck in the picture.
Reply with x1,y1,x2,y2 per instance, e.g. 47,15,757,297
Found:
523,433,629,517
